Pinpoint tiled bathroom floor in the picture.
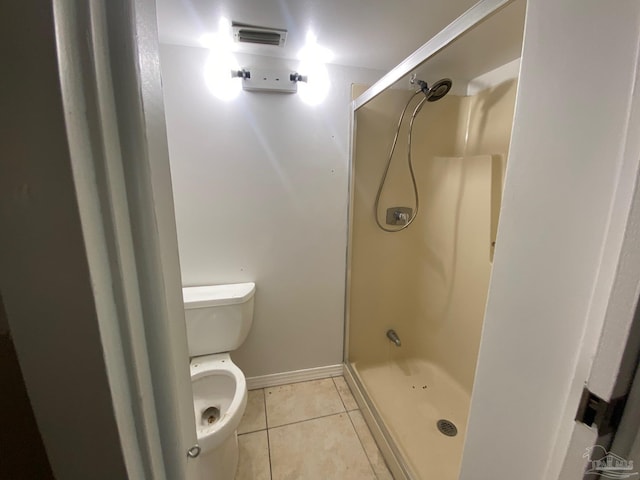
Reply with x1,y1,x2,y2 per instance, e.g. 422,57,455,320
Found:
235,376,393,480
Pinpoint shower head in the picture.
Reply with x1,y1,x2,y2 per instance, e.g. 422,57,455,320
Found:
416,78,453,102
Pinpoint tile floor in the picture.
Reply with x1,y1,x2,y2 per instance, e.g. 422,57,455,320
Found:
235,376,393,480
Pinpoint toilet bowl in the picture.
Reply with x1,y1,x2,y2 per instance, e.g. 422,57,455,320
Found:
183,282,255,480
191,353,247,453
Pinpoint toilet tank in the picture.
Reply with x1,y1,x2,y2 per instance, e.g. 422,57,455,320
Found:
183,282,255,357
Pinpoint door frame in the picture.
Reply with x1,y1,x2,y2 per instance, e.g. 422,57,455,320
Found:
52,0,196,478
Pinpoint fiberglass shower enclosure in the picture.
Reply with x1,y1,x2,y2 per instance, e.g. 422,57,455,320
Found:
343,1,525,478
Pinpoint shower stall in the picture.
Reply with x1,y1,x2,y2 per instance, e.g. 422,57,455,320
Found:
343,1,525,478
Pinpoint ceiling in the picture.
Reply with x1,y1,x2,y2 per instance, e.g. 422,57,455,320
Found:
155,0,482,72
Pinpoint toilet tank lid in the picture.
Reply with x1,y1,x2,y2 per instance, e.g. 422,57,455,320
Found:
182,282,255,308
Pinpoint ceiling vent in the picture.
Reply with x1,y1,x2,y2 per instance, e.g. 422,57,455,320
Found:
232,23,287,47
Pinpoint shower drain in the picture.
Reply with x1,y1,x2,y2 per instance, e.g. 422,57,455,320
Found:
437,419,458,437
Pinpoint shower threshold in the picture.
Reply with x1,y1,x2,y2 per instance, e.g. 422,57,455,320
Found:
346,357,470,480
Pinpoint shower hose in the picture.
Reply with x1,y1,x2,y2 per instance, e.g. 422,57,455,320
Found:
374,89,427,232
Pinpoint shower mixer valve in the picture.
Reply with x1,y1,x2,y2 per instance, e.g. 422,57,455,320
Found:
386,207,413,226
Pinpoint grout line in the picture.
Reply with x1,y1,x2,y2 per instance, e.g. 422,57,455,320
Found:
332,376,350,412
333,375,360,412
263,390,273,480
346,410,380,479
263,377,347,430
238,388,268,436
268,410,352,431
238,426,267,436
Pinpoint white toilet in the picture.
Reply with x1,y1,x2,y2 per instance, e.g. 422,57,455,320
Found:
182,282,256,480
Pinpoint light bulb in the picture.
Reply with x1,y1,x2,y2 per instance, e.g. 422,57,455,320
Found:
202,18,241,101
297,30,333,105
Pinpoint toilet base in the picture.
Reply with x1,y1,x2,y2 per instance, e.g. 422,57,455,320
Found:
196,430,239,480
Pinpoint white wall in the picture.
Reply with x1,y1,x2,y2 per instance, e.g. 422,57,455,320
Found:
459,1,640,480
160,44,383,377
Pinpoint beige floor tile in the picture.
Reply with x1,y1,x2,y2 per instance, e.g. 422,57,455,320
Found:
265,378,345,427
238,389,267,434
269,413,375,480
235,431,271,480
349,410,393,480
333,376,359,411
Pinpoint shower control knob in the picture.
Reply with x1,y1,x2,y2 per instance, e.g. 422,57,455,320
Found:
385,207,413,226
187,444,201,458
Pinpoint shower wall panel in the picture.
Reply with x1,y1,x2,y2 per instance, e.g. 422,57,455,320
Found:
349,87,462,368
349,78,517,392
408,153,493,391
465,79,518,256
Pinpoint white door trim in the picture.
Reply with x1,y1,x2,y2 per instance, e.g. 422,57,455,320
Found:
52,1,195,478
53,1,164,477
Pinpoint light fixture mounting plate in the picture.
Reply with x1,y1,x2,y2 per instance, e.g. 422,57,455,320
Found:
241,68,297,93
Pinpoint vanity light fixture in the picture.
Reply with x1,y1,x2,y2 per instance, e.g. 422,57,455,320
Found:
203,22,330,104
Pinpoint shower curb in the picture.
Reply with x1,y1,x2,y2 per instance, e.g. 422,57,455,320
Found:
343,364,411,480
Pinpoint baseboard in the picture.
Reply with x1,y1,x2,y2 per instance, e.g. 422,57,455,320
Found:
246,364,344,390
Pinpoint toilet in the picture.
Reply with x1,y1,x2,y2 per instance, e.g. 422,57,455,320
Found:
183,282,255,480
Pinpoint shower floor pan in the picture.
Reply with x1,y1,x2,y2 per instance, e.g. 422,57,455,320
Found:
351,358,470,480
